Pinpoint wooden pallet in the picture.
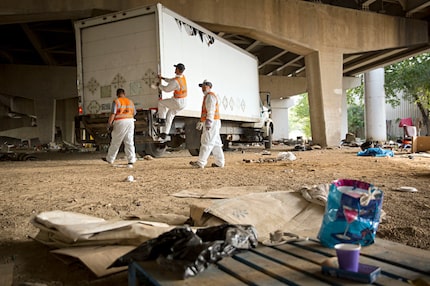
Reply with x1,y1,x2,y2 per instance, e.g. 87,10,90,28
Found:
128,238,430,286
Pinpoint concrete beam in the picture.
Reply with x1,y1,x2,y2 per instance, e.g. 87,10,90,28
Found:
2,1,427,54
259,76,307,99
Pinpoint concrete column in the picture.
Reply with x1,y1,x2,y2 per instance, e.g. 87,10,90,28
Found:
364,68,386,142
34,97,56,144
305,51,343,147
341,89,348,140
271,98,296,141
342,76,362,140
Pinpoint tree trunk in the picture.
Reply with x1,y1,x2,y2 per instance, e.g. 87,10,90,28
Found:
416,101,429,136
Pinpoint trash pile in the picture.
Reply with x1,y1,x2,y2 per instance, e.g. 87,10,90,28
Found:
243,151,297,163
110,224,258,279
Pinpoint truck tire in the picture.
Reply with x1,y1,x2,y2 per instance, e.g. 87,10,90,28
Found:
184,119,201,156
145,143,167,157
221,135,230,151
188,148,200,156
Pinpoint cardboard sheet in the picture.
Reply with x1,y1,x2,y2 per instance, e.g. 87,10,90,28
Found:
51,245,134,277
172,186,270,199
412,136,430,153
31,189,325,277
190,191,325,241
31,210,174,247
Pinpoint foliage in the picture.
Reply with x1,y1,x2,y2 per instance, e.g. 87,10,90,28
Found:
385,53,430,133
346,74,364,105
289,93,311,138
347,103,365,137
346,74,365,136
290,53,430,138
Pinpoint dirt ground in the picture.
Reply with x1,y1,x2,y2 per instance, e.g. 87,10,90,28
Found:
0,144,429,285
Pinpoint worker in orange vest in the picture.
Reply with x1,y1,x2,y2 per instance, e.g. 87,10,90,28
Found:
102,88,137,166
190,80,225,168
156,63,187,138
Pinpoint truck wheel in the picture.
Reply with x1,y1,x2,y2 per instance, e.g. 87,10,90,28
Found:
264,126,273,149
221,135,230,151
145,143,167,158
188,148,200,156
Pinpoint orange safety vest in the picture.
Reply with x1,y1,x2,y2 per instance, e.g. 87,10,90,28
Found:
173,76,187,99
201,92,220,121
114,97,135,120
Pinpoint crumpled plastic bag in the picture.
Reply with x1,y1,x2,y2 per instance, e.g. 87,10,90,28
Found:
110,224,258,279
317,179,384,248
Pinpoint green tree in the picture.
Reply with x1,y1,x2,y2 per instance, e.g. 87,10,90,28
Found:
346,74,365,138
289,93,311,138
385,53,430,135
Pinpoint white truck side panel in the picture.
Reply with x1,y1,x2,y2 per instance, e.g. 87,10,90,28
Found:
76,10,160,114
158,5,261,122
76,4,261,122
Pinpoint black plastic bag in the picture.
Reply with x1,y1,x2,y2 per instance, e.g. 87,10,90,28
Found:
110,224,258,278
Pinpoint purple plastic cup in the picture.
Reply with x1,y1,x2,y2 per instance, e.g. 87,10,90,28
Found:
334,243,361,272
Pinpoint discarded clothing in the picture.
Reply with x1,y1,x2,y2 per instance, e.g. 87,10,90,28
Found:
357,147,394,157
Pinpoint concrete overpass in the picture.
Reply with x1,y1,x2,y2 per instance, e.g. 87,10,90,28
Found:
0,0,429,147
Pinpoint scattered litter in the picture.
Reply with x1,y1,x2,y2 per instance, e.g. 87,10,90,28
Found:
144,155,154,160
357,147,394,157
243,151,296,164
300,184,329,207
125,175,135,182
110,224,258,279
294,145,307,151
113,164,133,168
261,150,271,155
392,186,418,193
243,158,277,163
277,151,296,161
399,153,430,158
262,230,308,246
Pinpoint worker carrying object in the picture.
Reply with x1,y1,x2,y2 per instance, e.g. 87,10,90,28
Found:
190,80,225,169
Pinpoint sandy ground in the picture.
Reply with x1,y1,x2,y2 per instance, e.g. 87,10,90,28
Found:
0,144,429,285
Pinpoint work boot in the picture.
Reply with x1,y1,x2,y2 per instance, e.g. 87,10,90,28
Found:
101,157,113,164
189,161,203,169
211,163,223,168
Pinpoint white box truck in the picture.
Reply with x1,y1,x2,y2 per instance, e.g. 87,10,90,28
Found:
74,3,273,157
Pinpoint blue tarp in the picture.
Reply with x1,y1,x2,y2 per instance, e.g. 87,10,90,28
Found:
357,147,394,157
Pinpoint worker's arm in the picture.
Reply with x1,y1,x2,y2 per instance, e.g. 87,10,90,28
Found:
159,77,179,93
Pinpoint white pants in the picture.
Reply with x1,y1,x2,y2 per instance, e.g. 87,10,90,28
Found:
106,119,136,164
158,97,186,134
197,119,225,167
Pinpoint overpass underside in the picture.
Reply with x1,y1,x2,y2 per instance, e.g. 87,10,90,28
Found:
0,0,428,147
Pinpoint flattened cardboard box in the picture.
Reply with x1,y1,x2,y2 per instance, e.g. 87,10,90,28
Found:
412,136,430,153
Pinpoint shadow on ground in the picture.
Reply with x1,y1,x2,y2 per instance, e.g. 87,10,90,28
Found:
0,240,128,285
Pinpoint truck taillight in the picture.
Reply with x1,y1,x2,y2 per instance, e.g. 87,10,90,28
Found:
78,106,83,115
